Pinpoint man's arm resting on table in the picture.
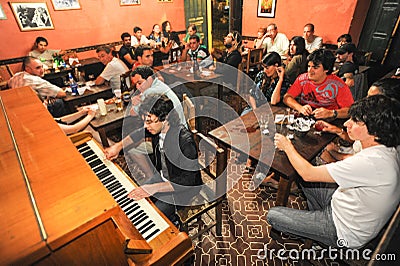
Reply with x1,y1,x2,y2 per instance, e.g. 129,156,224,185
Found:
95,76,105,86
275,134,335,183
283,93,302,111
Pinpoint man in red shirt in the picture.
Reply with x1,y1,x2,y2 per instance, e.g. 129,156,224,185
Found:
283,49,354,120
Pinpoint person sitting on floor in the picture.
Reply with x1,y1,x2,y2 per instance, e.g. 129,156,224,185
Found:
269,95,400,249
104,94,203,222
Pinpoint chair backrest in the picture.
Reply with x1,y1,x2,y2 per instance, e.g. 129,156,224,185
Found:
169,47,182,63
120,70,132,90
351,72,368,101
0,65,14,90
182,93,196,131
246,48,264,73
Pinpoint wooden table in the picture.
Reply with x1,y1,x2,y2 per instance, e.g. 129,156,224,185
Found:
63,84,113,113
89,104,126,147
209,104,338,206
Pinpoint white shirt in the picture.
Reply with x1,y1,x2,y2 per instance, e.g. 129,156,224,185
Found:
262,32,289,57
8,71,62,98
100,57,129,91
131,35,150,47
305,36,323,53
327,145,400,248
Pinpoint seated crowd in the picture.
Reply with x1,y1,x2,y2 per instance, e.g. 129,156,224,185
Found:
5,19,400,255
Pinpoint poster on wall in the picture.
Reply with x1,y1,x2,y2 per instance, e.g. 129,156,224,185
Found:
9,2,54,31
120,0,140,6
51,0,81,11
0,4,7,20
257,0,276,18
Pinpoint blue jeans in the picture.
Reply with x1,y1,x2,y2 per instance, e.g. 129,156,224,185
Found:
267,182,339,247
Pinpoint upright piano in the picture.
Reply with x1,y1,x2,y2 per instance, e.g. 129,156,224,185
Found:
0,86,193,265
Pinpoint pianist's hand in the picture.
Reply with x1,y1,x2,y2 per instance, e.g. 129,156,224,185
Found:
127,185,157,200
104,142,123,160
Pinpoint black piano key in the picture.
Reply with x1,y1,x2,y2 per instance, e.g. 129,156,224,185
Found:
105,180,119,191
125,204,140,216
133,215,149,228
111,185,126,199
140,222,155,235
118,197,131,207
102,176,115,186
76,143,87,149
81,149,95,158
109,182,122,193
84,154,97,163
96,169,111,179
89,158,103,168
131,210,146,225
137,220,152,233
144,229,160,241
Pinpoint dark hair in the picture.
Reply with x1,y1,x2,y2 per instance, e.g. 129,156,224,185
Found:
371,78,400,102
261,52,282,67
304,23,315,32
188,35,200,43
121,32,130,40
289,36,308,56
188,24,197,32
22,56,36,71
131,65,154,80
349,95,400,147
307,48,336,74
337,34,352,43
229,30,242,45
96,45,112,54
35,36,48,46
267,23,277,30
162,21,171,33
135,44,152,58
139,93,179,126
133,26,142,33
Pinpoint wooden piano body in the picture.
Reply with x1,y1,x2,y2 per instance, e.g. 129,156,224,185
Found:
0,86,193,265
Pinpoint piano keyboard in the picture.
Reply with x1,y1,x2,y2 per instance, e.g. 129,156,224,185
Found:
76,140,169,242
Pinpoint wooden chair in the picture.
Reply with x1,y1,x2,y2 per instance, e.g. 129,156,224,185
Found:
169,47,182,63
120,69,132,90
242,48,264,75
0,65,14,90
182,93,196,131
176,130,227,239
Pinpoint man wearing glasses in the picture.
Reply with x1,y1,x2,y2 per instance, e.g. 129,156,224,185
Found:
105,94,202,222
8,56,67,116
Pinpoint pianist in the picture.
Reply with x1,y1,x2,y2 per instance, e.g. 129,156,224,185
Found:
105,94,202,222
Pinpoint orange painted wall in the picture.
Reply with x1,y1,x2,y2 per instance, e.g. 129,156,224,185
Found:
0,0,185,60
242,0,359,45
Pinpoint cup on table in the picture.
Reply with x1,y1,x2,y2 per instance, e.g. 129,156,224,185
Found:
97,98,107,116
113,89,123,111
162,59,169,69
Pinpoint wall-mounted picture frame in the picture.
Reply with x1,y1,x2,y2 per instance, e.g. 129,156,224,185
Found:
51,0,81,11
0,4,7,20
9,2,54,31
120,0,140,6
257,0,276,18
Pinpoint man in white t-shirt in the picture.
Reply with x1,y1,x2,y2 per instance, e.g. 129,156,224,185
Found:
269,95,400,249
95,45,129,92
303,23,323,53
131,26,150,48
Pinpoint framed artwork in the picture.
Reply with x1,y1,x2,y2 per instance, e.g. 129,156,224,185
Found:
257,0,276,18
51,0,81,11
0,4,7,19
120,0,140,6
9,2,54,31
